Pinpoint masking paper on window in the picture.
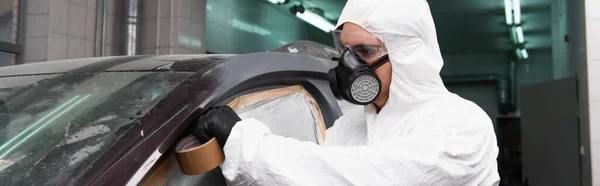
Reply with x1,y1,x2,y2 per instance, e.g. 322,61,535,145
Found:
228,86,325,144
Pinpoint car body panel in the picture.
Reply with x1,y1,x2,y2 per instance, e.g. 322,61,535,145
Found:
87,52,340,185
0,41,342,185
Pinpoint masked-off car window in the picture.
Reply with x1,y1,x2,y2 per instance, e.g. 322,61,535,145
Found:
0,71,192,185
163,86,324,186
228,86,325,143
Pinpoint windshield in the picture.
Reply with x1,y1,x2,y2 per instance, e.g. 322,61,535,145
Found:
0,71,193,185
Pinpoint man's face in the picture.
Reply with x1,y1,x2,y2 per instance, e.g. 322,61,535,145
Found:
339,23,393,110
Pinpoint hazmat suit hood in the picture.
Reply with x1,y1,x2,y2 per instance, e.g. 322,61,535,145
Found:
336,0,449,107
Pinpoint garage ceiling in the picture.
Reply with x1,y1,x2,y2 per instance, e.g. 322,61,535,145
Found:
297,0,553,54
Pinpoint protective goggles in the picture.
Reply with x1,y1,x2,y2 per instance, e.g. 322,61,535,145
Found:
332,30,387,62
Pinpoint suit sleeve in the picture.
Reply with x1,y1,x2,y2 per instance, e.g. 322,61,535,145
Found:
220,116,499,185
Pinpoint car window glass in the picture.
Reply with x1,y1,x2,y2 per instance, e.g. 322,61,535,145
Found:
0,72,193,185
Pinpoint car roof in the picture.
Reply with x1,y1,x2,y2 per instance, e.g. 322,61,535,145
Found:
0,41,339,78
0,55,233,77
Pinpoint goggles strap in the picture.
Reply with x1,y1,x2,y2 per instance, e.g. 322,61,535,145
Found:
369,54,390,70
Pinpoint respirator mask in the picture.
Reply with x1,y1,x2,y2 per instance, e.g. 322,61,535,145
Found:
328,30,390,105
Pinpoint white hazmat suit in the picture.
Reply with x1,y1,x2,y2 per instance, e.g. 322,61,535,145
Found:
221,0,500,185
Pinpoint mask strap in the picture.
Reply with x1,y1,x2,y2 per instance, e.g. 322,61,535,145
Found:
369,54,389,70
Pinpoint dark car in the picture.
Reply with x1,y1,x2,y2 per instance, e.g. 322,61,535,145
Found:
0,41,348,185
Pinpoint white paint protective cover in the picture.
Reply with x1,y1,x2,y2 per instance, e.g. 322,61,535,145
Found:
221,0,500,185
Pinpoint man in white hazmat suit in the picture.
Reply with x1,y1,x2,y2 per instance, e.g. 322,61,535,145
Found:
193,0,500,185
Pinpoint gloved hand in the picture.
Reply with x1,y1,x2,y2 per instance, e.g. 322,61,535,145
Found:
193,106,241,148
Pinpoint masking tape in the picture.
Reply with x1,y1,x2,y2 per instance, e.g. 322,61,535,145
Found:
175,135,224,175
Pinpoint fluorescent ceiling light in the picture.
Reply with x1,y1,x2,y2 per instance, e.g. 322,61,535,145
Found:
513,0,521,24
267,0,286,4
296,11,335,32
504,0,513,25
515,48,529,60
520,48,529,59
516,26,524,43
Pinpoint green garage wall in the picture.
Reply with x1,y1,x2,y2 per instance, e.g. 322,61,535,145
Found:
206,0,333,54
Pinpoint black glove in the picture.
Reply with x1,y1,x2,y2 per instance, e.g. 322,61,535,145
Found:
193,106,241,148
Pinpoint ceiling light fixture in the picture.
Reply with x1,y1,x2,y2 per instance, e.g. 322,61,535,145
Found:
267,0,288,4
512,0,521,25
515,26,524,43
505,0,527,59
516,48,529,60
296,11,335,32
520,48,529,59
504,0,513,25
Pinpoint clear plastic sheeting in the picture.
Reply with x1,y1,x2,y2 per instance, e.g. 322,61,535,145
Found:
234,93,319,143
228,86,325,144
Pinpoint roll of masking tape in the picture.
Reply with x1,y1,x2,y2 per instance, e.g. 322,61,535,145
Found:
175,135,224,175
